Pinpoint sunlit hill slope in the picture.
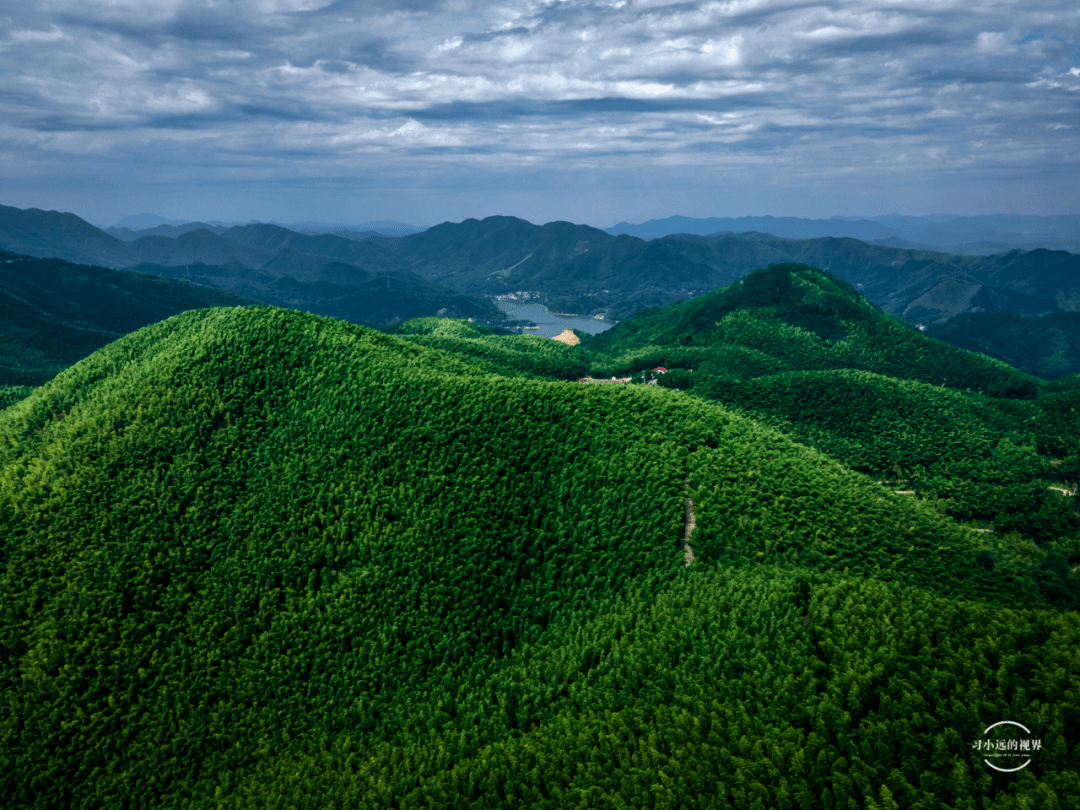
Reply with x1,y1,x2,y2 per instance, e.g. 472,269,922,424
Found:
1,303,1079,808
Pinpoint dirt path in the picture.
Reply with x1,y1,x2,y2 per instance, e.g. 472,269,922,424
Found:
683,478,696,566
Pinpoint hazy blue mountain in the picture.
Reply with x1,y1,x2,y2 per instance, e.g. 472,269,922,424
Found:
112,213,188,230
0,204,137,268
126,229,277,268
907,213,1080,242
0,206,503,327
608,212,1080,252
276,219,424,236
0,207,398,280
605,215,897,242
107,222,230,241
218,223,401,270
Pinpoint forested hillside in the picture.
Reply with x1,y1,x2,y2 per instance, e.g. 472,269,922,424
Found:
389,317,592,379
0,249,253,386
129,259,504,327
2,304,1078,808
582,264,1080,556
929,311,1080,381
586,263,1038,397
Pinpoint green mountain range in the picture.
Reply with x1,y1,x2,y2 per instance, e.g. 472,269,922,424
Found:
0,206,503,327
3,205,1078,330
605,213,1080,253
2,257,1078,807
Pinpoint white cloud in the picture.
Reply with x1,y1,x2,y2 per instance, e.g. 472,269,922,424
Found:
976,31,1017,55
9,27,66,42
617,82,674,96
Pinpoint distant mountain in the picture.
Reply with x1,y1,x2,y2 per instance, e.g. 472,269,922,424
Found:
134,259,504,327
0,248,252,386
109,220,425,241
607,213,1080,253
0,204,139,268
886,213,1080,245
0,206,502,327
276,219,424,236
5,205,1079,328
392,219,1080,326
217,223,402,268
606,215,897,242
107,222,230,241
113,213,188,230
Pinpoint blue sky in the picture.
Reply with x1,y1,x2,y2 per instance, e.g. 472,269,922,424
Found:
1,0,1078,228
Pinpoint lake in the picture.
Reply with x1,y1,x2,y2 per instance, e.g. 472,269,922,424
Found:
499,302,615,338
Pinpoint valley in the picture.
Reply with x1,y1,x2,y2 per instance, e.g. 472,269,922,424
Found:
4,204,1080,338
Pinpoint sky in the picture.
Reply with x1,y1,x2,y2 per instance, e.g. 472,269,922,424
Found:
1,0,1078,229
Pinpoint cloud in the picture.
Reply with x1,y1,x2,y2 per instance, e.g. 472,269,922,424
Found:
1,0,1078,225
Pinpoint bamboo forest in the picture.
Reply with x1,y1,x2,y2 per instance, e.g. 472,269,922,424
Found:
1,263,1078,809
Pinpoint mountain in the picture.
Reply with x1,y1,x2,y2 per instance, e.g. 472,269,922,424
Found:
584,262,1038,395
929,311,1080,381
5,205,1080,328
2,303,1077,808
390,220,1080,325
0,206,503,327
632,233,1080,326
275,219,424,236
106,222,230,241
218,222,402,268
0,249,254,387
127,259,504,326
109,220,427,241
113,213,187,230
0,204,140,268
581,264,1080,542
607,212,1080,253
606,214,898,242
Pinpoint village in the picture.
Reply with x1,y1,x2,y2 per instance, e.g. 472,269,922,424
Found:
576,366,668,385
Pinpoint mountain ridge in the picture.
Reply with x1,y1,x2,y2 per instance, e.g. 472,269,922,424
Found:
607,212,1080,249
4,204,1080,328
2,302,1077,807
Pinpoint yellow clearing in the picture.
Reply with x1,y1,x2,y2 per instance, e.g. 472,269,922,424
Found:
552,329,580,346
